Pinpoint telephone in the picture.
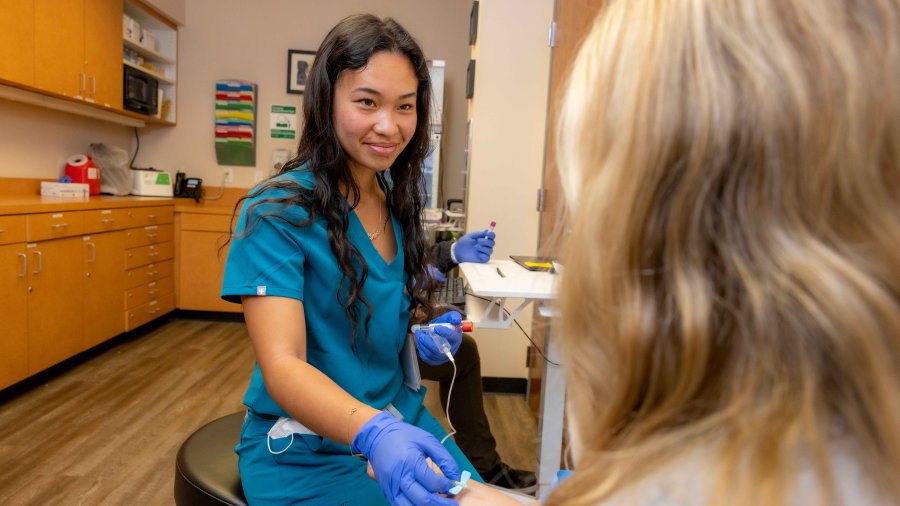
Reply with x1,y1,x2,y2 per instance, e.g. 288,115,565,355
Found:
174,171,203,202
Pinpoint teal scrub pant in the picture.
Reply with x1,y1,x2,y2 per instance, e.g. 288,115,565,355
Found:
237,408,482,505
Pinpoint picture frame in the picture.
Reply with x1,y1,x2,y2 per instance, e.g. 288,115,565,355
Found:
469,1,479,45
466,59,476,99
287,49,316,94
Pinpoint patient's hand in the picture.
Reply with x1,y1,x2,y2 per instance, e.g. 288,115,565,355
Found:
367,459,538,505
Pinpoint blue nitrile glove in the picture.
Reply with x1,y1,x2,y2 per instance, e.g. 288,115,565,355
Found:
427,264,446,285
415,311,463,365
453,230,496,264
352,411,460,506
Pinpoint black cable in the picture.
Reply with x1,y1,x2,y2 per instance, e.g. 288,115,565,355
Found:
130,126,140,169
465,291,562,366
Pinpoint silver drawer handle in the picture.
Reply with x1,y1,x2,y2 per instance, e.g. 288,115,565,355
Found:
147,214,158,220
17,253,27,277
100,218,115,223
149,308,160,314
148,289,159,296
50,223,70,229
146,271,158,277
147,233,158,239
148,252,160,257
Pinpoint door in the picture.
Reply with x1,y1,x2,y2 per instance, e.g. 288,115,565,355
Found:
27,237,84,374
529,0,605,413
179,230,238,312
83,231,126,348
84,0,123,106
0,0,35,85
34,0,86,98
0,243,29,389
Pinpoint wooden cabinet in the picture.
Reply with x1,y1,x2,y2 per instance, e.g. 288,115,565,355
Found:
177,213,240,313
84,0,124,107
0,203,177,389
26,237,84,374
33,0,122,105
83,231,126,348
0,0,35,85
0,242,29,390
123,206,175,330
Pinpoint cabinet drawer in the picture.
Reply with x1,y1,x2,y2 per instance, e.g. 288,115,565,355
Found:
125,206,174,227
26,211,85,241
125,241,174,270
0,215,27,245
125,292,175,331
125,259,174,289
125,276,174,310
125,224,174,249
83,209,128,234
180,213,233,233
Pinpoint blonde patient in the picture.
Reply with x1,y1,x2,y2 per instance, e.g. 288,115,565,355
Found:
443,0,900,505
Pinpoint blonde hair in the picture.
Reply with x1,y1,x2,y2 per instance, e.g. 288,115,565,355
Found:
551,0,900,505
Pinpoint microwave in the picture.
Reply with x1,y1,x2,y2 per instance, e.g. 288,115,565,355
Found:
123,65,159,115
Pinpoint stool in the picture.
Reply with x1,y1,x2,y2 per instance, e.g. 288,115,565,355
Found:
174,412,248,506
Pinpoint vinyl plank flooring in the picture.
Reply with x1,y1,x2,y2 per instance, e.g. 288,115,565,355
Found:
0,317,537,505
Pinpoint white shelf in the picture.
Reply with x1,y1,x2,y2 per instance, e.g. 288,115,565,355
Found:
123,37,175,64
123,60,176,85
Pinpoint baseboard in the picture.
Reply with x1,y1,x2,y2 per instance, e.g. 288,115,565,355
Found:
482,377,527,395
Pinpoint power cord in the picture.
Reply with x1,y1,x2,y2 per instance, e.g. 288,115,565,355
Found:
464,292,562,367
130,126,140,168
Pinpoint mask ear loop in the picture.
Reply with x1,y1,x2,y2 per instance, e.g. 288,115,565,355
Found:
440,353,457,445
267,433,295,455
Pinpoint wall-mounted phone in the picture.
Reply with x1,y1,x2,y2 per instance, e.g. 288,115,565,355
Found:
174,171,203,202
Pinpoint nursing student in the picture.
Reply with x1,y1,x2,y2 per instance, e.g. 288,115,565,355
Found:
221,14,479,506
450,0,900,504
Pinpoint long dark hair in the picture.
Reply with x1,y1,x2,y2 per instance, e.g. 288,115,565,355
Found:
231,14,434,344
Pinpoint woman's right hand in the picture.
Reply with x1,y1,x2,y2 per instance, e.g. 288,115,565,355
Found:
352,411,461,505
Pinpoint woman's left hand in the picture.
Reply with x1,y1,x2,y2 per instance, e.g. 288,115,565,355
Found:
415,311,463,365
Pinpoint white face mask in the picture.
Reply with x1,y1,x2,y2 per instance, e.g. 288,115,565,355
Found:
266,417,316,455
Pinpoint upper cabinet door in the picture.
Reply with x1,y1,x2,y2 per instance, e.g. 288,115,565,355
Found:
0,0,36,85
34,0,86,98
84,0,123,107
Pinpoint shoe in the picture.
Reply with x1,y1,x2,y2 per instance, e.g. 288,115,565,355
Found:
480,462,537,494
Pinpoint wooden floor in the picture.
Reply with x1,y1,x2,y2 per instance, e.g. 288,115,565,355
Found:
0,317,536,505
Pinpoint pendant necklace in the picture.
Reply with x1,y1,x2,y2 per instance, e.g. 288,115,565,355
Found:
366,204,387,241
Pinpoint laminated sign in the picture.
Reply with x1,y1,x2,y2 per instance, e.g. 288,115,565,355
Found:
215,80,257,166
270,105,297,139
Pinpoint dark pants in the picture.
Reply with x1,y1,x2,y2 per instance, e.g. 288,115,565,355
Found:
418,334,502,473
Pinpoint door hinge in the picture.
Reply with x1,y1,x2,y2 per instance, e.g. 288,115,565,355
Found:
537,188,546,212
548,21,557,47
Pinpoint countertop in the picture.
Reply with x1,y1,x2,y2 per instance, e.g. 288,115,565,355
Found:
0,194,241,216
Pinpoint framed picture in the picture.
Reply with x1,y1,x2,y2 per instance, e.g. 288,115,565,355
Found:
287,49,316,94
469,1,479,45
466,59,476,99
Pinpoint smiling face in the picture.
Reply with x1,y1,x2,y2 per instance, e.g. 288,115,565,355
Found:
332,51,419,179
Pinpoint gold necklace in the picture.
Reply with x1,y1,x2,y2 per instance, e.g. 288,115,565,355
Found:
366,204,387,241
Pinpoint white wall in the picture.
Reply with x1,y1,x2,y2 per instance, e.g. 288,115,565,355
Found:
0,1,470,203
137,0,471,196
465,0,554,378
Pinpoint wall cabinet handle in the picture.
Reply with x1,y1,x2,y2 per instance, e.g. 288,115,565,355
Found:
78,72,86,97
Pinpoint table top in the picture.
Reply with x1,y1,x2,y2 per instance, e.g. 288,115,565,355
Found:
459,259,557,299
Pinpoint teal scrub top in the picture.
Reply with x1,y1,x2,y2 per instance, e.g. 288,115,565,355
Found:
221,168,417,420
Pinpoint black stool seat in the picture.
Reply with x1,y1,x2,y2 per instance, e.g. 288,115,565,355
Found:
175,412,248,506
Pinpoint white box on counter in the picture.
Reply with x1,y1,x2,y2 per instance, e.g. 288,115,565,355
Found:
41,181,89,198
131,169,174,197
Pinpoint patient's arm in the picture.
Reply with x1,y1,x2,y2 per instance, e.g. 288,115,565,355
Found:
453,479,540,506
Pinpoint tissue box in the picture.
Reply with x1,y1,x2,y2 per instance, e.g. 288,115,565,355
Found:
41,181,89,198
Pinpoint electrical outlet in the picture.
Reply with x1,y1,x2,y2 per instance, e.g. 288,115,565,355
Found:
223,168,234,184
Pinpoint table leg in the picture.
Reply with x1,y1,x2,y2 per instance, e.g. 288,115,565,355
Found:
536,320,565,496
